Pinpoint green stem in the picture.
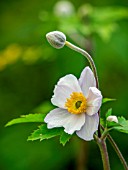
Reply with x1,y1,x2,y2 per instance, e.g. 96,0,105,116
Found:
108,135,128,170
95,136,110,170
101,125,128,170
65,40,101,137
65,41,99,88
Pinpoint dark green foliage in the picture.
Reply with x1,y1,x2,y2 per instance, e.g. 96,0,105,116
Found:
0,0,128,170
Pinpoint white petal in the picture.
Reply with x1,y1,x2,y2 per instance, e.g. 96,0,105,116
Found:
57,74,81,91
76,113,99,141
51,74,81,108
79,67,96,96
86,87,102,116
44,108,85,134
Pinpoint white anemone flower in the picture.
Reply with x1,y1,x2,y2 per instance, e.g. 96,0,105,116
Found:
44,67,102,141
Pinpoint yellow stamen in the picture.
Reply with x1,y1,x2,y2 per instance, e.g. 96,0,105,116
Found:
65,92,87,114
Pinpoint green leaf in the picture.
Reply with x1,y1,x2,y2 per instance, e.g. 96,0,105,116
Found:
107,121,118,128
107,116,128,134
5,113,47,127
114,117,128,134
105,108,112,118
102,98,116,104
28,124,62,141
28,124,72,145
100,118,105,126
60,132,72,146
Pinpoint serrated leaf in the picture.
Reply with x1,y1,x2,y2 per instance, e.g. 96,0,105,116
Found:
106,108,112,118
28,127,43,141
28,124,63,141
114,116,128,134
60,132,72,146
28,124,72,145
107,116,128,134
5,113,47,127
107,121,118,128
102,98,116,104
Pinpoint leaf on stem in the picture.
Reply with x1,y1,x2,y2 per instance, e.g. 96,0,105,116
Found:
5,113,47,127
28,124,72,146
60,131,72,146
106,115,128,134
102,98,116,104
105,108,112,118
114,117,128,134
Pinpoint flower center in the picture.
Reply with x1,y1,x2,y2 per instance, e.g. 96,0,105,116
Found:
65,92,87,114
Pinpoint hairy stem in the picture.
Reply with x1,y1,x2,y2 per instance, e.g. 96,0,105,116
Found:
95,136,110,170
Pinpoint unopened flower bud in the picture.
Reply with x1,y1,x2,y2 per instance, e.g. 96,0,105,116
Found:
46,31,66,49
107,115,118,123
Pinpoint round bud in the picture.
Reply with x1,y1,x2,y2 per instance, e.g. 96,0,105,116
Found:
107,115,118,123
46,31,66,49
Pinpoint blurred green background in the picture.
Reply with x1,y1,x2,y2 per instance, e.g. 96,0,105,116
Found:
0,0,128,169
